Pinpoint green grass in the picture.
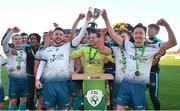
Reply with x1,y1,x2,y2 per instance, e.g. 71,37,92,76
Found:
147,58,180,110
1,68,9,110
1,57,180,109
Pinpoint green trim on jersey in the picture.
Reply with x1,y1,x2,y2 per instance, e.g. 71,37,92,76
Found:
71,46,114,74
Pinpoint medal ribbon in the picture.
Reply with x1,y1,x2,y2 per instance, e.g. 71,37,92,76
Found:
16,50,23,66
88,46,98,64
31,48,35,57
120,46,126,65
134,44,145,71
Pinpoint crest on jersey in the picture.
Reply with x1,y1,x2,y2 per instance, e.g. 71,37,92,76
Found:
85,89,103,107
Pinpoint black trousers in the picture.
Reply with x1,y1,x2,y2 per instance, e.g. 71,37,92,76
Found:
149,72,160,110
27,75,35,110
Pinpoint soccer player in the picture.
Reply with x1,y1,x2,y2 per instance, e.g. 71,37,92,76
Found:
35,9,93,110
66,13,86,110
20,32,28,44
34,31,54,110
70,29,114,74
147,23,165,110
70,27,114,110
99,26,132,110
26,33,41,110
1,27,29,110
100,9,177,110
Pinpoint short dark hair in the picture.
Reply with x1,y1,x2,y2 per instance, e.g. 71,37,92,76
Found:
20,32,28,36
43,32,48,35
133,23,147,33
148,24,160,33
53,27,64,33
127,23,134,32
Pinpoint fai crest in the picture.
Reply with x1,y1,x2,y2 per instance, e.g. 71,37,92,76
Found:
85,89,103,107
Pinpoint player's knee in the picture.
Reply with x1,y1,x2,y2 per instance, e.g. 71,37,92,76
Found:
0,103,3,108
20,97,27,104
116,105,126,110
10,99,17,106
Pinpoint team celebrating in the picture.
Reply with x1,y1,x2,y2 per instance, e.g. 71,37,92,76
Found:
0,8,177,110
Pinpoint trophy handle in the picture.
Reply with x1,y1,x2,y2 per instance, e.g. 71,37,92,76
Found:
95,8,101,14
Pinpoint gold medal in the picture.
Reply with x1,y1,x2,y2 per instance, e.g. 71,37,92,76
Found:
135,71,140,76
16,66,21,70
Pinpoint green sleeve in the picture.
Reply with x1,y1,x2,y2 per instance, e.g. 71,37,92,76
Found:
70,47,84,59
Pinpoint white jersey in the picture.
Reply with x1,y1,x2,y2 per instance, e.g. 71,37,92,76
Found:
36,20,89,81
35,47,45,61
112,46,126,84
0,56,7,87
41,43,73,82
6,49,27,78
124,40,160,84
68,59,75,75
1,30,27,78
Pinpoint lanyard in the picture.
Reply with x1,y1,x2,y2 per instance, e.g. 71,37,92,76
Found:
134,44,145,71
31,48,35,57
88,46,98,64
109,39,113,47
16,50,23,66
120,46,126,65
149,35,157,41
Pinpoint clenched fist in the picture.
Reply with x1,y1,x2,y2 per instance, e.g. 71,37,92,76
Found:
12,27,20,33
156,19,169,27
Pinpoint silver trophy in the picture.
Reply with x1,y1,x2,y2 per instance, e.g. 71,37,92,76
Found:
87,8,101,33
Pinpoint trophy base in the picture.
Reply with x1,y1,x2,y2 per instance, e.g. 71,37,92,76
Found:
87,22,98,34
87,27,97,34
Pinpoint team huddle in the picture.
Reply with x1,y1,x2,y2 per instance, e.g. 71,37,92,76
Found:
0,9,177,110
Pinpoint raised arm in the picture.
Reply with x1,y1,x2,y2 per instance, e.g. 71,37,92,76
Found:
101,9,124,45
1,28,11,46
157,19,177,51
70,13,85,40
71,9,93,47
99,28,112,55
1,27,20,52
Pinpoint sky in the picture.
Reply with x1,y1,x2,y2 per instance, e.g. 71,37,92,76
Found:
0,0,179,51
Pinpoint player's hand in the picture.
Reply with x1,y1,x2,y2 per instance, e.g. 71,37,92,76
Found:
86,8,93,21
9,67,15,72
158,50,166,56
11,48,17,55
47,30,53,38
35,79,42,89
156,18,169,27
101,28,107,37
101,9,108,20
12,27,20,33
78,13,85,20
152,50,166,66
